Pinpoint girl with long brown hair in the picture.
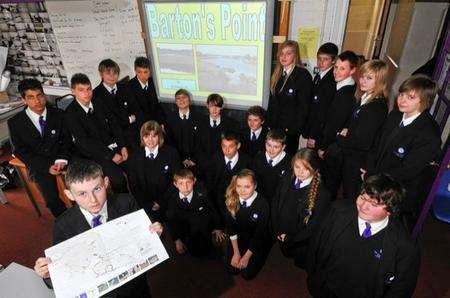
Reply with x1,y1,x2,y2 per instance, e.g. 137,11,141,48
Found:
225,169,271,280
271,148,330,268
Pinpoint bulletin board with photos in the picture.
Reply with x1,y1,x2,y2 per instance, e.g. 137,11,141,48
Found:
0,1,68,96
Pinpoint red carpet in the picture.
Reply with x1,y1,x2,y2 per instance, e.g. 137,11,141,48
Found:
0,186,449,297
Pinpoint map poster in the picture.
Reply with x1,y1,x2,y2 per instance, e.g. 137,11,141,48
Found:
45,209,169,298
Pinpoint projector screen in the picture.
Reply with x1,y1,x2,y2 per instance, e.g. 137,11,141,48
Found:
141,0,274,109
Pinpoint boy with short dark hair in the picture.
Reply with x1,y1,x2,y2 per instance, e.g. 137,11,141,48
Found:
251,129,291,202
8,78,72,217
33,159,163,297
307,173,420,298
166,168,222,256
64,73,129,193
240,105,268,157
126,56,166,125
94,58,141,149
303,42,339,149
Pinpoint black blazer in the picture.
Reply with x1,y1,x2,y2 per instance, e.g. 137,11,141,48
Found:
271,174,331,244
127,145,180,212
165,109,201,161
240,126,269,158
365,110,441,211
267,66,313,135
303,69,336,140
50,194,149,297
307,200,420,298
126,76,166,125
64,98,125,161
251,151,291,200
165,185,220,239
318,84,357,150
226,193,270,254
8,107,72,174
336,98,388,157
93,82,141,130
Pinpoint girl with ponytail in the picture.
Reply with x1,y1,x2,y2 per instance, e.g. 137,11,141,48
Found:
225,169,271,280
271,148,331,269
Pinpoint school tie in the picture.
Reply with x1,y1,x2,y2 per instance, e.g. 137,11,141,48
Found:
251,132,257,141
111,88,116,96
281,70,287,79
313,73,321,86
226,160,232,172
241,200,247,208
148,153,155,160
399,121,405,128
88,107,93,115
38,116,45,136
212,120,217,128
268,159,273,167
182,197,189,205
182,114,187,121
362,222,372,238
92,215,102,228
294,179,302,190
143,85,148,91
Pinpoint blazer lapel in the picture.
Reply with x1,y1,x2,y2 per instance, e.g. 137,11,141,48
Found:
72,206,92,235
20,111,42,138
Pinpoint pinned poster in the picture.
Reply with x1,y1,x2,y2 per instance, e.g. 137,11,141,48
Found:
297,28,320,60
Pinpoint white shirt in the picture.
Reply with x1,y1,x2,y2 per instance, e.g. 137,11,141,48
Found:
138,79,148,90
358,216,389,237
225,152,239,170
103,83,117,94
320,66,333,79
179,109,190,120
250,126,263,140
145,146,159,159
336,76,355,91
76,99,94,114
283,65,295,76
230,191,258,240
80,201,108,228
179,191,193,203
265,151,286,167
401,112,421,127
210,116,221,127
297,176,313,189
25,107,67,165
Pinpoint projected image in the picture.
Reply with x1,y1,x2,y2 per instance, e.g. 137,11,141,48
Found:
196,45,257,96
156,43,195,74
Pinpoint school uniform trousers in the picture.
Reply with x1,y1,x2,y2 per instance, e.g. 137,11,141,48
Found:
336,98,388,201
8,107,72,217
45,193,151,297
206,152,252,228
64,98,128,193
194,115,239,180
303,69,336,146
240,126,268,158
267,66,313,154
365,110,441,216
318,84,357,197
126,76,166,125
226,194,271,280
93,83,141,150
165,186,219,256
165,109,201,172
307,200,420,298
127,145,180,220
271,174,331,268
250,151,291,204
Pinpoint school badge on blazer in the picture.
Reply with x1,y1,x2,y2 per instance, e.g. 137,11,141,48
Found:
384,272,395,285
394,147,406,158
251,213,259,222
163,165,169,173
313,95,319,103
287,88,295,96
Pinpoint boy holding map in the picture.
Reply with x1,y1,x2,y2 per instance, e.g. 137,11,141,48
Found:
33,159,163,297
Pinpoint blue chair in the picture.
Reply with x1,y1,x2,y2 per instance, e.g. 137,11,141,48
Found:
432,169,450,223
55,94,74,111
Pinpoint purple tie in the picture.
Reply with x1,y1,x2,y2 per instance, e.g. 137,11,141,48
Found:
362,222,372,238
226,160,232,172
182,197,189,205
251,132,257,141
294,179,302,189
92,215,102,228
39,116,45,136
268,159,273,166
241,200,247,208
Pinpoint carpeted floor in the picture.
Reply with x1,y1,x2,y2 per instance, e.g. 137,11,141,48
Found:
0,186,449,298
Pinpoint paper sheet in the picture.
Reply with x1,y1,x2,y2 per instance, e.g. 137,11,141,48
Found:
297,28,321,60
0,46,7,75
45,209,169,298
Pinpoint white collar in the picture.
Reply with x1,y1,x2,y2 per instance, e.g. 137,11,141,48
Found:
360,92,372,105
76,99,94,114
138,79,148,90
401,112,421,127
357,216,389,236
79,201,108,228
179,109,190,120
250,126,263,139
283,65,295,75
239,191,258,207
225,152,239,169
145,146,159,158
179,191,193,203
320,66,333,79
103,83,117,94
265,150,286,167
210,116,221,127
295,176,313,188
25,108,47,134
336,76,355,91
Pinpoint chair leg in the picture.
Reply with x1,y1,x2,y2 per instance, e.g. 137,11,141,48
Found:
13,166,41,217
0,189,7,204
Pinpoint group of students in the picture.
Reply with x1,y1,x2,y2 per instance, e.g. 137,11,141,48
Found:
8,39,441,297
